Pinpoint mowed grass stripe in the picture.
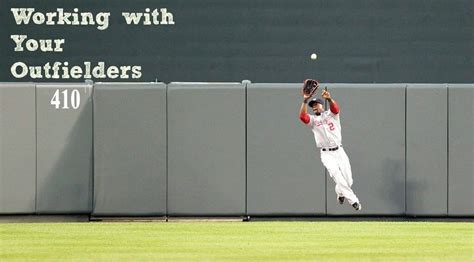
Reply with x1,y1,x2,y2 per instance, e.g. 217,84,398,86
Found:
1,222,472,261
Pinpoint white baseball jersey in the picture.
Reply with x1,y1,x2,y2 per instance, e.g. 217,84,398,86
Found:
306,110,342,148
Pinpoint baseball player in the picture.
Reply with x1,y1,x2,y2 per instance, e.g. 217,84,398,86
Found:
299,86,361,210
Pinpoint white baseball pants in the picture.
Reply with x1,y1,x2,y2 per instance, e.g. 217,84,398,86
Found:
320,147,360,205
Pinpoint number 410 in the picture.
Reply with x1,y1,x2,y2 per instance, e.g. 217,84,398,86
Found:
50,89,81,109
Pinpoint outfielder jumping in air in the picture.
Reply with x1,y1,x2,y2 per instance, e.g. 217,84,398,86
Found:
299,80,361,210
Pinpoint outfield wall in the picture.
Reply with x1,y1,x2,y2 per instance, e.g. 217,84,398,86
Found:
0,82,472,217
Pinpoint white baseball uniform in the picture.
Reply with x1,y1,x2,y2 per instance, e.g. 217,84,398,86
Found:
305,110,360,205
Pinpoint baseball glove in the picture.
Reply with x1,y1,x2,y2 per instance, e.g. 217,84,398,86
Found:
301,79,319,97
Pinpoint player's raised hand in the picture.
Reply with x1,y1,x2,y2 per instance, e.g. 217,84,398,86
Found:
322,90,331,100
303,92,312,100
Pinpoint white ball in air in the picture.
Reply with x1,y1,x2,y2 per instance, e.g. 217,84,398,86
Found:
310,53,317,60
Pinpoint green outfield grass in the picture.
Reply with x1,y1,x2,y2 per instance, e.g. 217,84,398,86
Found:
1,221,472,261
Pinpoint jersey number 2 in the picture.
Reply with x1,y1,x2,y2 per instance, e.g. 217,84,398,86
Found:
328,122,335,131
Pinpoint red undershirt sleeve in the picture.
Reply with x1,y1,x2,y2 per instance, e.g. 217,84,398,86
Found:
299,112,310,124
330,102,340,114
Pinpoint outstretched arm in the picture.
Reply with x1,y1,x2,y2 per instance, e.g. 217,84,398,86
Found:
322,90,339,114
299,95,311,124
300,99,310,124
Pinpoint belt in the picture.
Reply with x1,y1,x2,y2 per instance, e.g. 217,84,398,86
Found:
322,145,341,151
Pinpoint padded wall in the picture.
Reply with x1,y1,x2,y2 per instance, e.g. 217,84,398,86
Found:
0,83,36,213
93,83,167,216
406,84,448,216
167,83,246,215
448,84,473,216
36,83,93,213
325,84,406,215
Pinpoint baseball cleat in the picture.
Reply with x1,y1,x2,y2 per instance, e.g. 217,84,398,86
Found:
352,202,362,211
337,196,345,205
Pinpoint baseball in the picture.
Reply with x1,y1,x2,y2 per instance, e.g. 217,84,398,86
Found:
310,53,317,60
